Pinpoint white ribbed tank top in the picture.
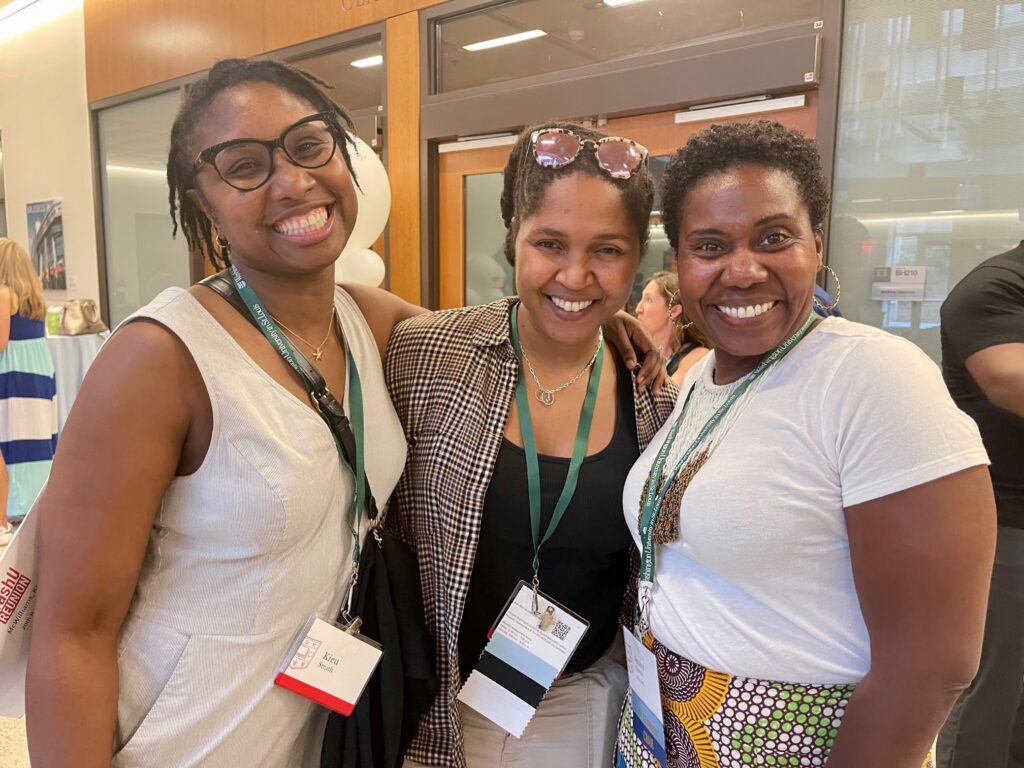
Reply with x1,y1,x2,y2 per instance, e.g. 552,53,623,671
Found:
111,286,406,768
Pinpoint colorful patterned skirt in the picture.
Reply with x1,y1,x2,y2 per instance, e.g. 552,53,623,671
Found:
615,633,935,768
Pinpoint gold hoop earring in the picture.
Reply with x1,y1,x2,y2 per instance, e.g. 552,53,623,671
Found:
212,229,232,263
815,264,841,313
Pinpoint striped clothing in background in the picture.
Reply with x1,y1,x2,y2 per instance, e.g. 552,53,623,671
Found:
0,313,57,521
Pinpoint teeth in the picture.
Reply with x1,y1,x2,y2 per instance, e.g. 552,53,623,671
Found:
550,297,595,313
718,301,776,319
273,206,328,236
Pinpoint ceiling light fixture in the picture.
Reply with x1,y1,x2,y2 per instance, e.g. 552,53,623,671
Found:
350,54,383,69
463,29,546,52
603,0,653,7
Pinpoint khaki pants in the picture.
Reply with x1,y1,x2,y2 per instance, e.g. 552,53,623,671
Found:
406,640,627,768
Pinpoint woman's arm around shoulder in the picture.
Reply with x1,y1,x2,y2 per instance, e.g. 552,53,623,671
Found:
25,319,208,768
339,283,426,363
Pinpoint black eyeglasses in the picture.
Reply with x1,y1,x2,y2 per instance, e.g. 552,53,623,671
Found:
192,112,340,191
530,128,648,180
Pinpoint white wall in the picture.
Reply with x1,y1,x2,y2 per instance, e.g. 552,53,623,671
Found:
0,0,100,305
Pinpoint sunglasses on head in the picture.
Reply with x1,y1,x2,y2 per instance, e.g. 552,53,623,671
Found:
530,128,649,180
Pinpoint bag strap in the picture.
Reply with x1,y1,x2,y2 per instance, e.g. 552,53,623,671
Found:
199,271,380,523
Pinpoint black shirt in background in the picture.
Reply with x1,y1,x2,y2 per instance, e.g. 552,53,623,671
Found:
940,241,1024,529
458,362,639,681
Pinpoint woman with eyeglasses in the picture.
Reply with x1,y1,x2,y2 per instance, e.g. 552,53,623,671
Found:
25,59,424,768
388,123,677,768
635,271,710,388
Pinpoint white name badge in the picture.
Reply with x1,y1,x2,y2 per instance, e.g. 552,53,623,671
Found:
457,581,589,738
623,627,667,767
274,616,382,716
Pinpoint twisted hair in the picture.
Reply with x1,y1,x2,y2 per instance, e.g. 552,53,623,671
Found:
499,121,654,265
647,270,710,352
660,120,830,253
167,58,358,269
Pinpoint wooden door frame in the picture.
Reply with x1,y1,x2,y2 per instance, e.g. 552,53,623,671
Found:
437,144,510,309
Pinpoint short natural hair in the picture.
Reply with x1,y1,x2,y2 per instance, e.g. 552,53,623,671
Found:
647,270,710,351
660,120,830,253
167,58,358,269
499,121,655,265
0,238,46,321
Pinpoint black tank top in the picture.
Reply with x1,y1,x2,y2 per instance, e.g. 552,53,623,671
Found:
458,362,639,681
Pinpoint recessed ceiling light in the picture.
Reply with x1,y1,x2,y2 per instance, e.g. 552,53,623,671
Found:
350,54,383,69
463,29,547,52
603,0,653,7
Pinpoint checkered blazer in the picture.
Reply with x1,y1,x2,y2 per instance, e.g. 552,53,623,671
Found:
385,297,677,767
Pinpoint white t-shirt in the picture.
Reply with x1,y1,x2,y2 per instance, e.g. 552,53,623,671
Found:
623,318,988,685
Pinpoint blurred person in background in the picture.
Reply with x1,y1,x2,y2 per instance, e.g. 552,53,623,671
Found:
938,239,1024,768
635,270,709,387
0,237,56,546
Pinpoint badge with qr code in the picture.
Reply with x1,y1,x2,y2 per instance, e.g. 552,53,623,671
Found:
457,581,589,738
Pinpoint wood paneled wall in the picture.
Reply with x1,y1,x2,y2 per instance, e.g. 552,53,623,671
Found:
84,0,445,103
383,11,420,304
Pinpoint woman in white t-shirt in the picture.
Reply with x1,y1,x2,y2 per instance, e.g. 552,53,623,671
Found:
615,121,996,768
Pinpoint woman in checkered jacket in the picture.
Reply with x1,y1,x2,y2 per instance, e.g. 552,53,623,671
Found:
386,122,678,768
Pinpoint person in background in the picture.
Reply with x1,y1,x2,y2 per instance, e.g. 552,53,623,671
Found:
616,121,995,768
0,237,56,546
388,122,676,768
938,239,1024,768
635,270,710,386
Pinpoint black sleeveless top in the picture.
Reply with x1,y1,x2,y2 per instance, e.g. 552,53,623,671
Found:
458,363,639,681
667,341,701,377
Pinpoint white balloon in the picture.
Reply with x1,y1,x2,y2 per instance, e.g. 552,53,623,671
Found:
343,136,391,252
339,248,386,287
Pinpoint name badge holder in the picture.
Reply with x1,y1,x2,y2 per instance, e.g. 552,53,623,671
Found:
458,304,603,735
274,615,383,716
211,267,380,715
458,581,588,738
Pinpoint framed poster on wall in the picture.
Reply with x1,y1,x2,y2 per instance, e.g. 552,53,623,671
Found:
26,199,65,290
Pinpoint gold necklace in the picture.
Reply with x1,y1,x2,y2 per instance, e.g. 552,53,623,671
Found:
271,309,336,361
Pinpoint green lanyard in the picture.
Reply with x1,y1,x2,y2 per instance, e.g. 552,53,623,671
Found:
228,266,366,571
509,303,604,610
636,311,816,630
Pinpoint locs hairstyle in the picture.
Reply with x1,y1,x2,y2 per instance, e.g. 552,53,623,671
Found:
498,121,655,266
659,120,830,253
167,58,359,269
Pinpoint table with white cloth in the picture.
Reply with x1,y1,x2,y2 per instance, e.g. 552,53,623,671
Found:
45,332,109,433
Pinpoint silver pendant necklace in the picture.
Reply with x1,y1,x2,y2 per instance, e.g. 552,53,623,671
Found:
521,328,604,406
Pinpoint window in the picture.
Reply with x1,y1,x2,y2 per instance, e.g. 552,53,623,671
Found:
828,0,1024,361
97,90,191,326
434,0,822,94
288,38,384,114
